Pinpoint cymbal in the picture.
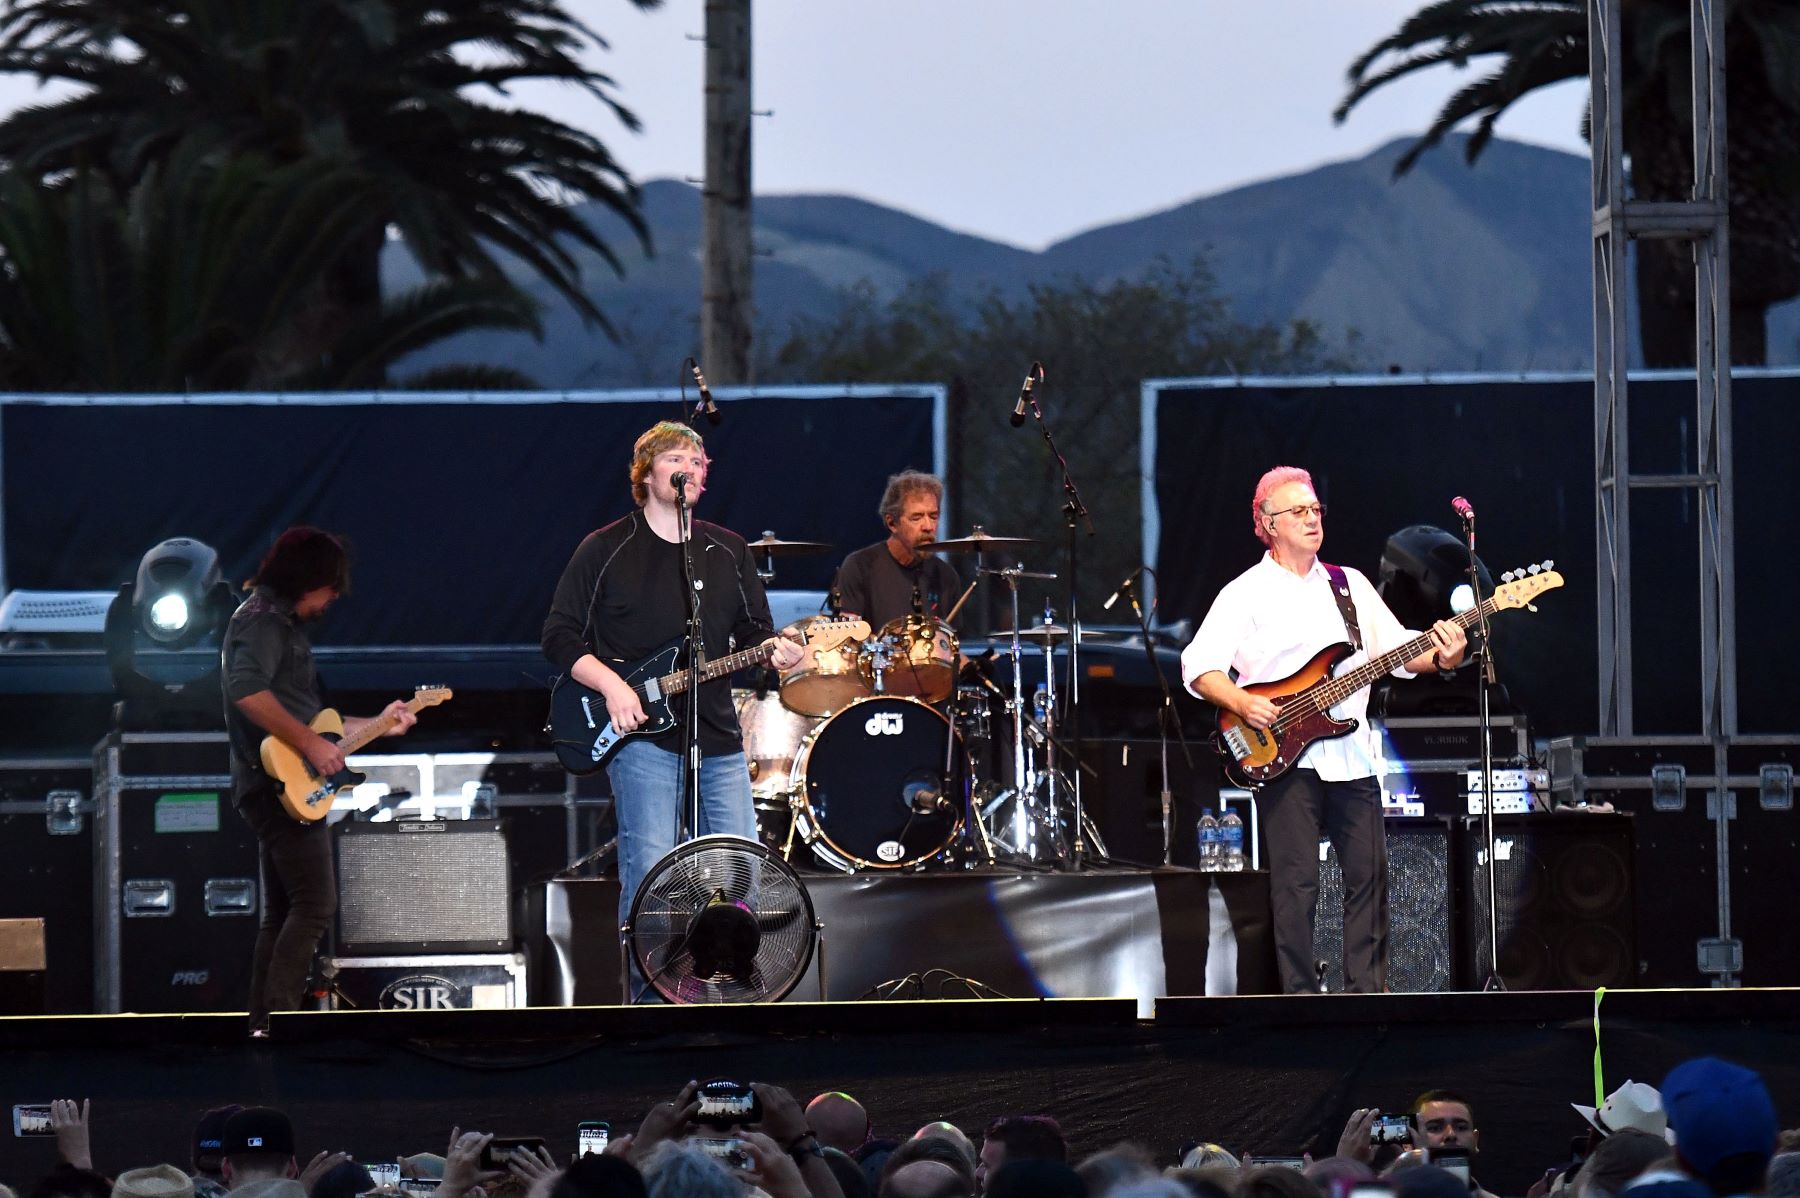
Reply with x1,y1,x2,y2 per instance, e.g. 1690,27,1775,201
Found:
1011,623,1070,642
930,530,1036,553
747,533,832,555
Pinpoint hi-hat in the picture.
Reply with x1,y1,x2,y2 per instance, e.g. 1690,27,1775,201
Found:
747,533,832,555
1012,623,1070,642
931,530,1036,553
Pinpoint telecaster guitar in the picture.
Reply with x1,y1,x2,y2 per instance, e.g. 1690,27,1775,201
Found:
549,618,870,775
262,686,453,822
1212,566,1564,788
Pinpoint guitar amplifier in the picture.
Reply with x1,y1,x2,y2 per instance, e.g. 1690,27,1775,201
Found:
335,820,512,955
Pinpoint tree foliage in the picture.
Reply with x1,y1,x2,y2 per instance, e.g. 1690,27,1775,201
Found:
1334,0,1800,366
765,259,1360,626
0,0,658,384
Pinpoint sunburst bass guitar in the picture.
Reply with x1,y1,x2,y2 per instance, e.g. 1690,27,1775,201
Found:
1212,566,1563,788
263,686,453,822
549,618,870,775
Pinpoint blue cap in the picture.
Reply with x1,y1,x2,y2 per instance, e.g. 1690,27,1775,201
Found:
1662,1056,1777,1175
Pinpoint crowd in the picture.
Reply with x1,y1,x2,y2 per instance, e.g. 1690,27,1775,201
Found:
6,1057,1795,1198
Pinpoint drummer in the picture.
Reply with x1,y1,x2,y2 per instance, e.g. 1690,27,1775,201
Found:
835,469,961,629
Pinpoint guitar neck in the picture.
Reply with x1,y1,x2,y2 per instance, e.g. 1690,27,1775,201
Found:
336,696,432,756
1308,598,1498,710
653,640,777,698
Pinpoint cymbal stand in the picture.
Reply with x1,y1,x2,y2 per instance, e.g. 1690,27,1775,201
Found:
753,531,776,585
1034,604,1068,864
980,565,1058,801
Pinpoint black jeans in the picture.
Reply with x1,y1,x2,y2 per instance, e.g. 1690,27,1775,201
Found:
1257,769,1388,994
239,790,335,1023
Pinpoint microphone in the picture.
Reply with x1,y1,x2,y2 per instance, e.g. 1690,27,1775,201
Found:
1010,362,1042,428
1103,566,1143,611
1451,495,1475,522
691,361,721,426
828,569,843,616
671,471,690,497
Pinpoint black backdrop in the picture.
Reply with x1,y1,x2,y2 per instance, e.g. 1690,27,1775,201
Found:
1,389,939,646
1149,372,1800,737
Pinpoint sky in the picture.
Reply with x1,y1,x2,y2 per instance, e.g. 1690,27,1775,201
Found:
0,0,1593,251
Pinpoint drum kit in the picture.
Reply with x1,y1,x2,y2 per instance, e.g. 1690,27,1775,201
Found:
733,529,1106,874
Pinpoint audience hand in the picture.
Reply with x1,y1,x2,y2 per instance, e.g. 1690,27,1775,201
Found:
300,1150,353,1195
49,1098,92,1172
440,1129,506,1198
1337,1109,1379,1163
749,1083,809,1145
631,1081,700,1164
734,1131,808,1198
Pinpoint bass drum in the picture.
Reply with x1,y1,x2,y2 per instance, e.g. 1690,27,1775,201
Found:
792,696,966,871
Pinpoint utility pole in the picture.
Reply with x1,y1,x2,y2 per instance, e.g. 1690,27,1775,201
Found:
701,0,753,384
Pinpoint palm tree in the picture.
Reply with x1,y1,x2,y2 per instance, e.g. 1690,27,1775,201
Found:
1334,0,1800,366
0,0,658,377
0,146,541,390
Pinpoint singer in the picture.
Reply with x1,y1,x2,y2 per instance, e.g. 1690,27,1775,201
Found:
1179,465,1465,994
835,469,961,630
541,421,803,956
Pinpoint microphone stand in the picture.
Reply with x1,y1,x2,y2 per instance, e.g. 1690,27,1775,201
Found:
676,482,704,843
1462,507,1504,991
1121,568,1194,865
1020,379,1097,869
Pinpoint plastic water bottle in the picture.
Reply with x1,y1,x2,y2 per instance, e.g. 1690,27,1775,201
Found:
1197,809,1220,871
1220,808,1245,872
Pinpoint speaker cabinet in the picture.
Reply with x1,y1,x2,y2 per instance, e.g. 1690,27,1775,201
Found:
335,820,512,955
1088,738,1222,868
1456,813,1635,990
1315,818,1453,993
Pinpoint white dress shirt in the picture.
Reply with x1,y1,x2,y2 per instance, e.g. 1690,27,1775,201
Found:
1181,552,1419,781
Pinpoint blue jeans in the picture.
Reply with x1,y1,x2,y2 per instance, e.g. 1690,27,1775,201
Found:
606,739,756,930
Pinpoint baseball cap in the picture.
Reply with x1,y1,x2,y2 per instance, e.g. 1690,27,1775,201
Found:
1661,1057,1777,1175
221,1107,296,1158
193,1105,244,1168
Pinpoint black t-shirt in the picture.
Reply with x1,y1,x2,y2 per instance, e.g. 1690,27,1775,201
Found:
542,511,774,756
836,541,961,631
221,587,324,804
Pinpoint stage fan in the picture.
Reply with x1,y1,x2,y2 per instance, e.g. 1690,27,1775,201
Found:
626,834,817,1004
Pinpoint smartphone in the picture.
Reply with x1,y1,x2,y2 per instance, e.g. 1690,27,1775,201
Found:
12,1105,53,1136
1349,1186,1394,1198
578,1122,610,1158
399,1180,440,1195
1371,1114,1412,1145
1432,1148,1472,1187
365,1163,401,1189
694,1137,753,1171
696,1079,761,1127
1258,1156,1307,1171
480,1137,548,1170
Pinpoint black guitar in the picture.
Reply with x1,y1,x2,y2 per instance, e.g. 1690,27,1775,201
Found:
548,618,869,775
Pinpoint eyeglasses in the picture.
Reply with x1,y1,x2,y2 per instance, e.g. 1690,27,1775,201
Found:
1269,503,1326,520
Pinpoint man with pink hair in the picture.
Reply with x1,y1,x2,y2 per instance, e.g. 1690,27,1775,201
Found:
1180,465,1466,993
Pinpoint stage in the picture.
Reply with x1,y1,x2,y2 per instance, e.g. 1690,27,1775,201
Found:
3,988,1799,1192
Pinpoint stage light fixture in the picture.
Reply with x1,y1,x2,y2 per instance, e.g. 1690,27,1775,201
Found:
104,538,239,717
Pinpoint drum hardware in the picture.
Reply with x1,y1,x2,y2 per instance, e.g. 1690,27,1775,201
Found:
864,614,958,703
747,531,833,584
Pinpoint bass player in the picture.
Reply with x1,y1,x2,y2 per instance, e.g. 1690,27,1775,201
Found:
541,421,805,967
222,526,418,1035
1180,466,1465,994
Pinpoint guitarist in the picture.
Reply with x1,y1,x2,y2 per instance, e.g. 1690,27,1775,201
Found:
1180,467,1465,995
221,527,418,1034
541,421,805,949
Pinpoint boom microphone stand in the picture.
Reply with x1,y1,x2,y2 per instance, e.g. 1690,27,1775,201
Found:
1017,367,1098,869
1119,567,1194,865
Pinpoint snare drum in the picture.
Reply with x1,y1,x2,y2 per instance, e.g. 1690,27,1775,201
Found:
778,616,871,717
865,615,958,702
792,696,966,871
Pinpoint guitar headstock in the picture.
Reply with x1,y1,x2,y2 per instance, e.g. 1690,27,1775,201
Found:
1492,562,1564,612
411,685,454,708
804,618,872,647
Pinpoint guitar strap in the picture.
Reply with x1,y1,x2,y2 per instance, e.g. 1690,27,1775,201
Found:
1322,563,1363,652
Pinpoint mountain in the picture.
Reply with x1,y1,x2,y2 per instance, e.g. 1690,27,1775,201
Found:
392,135,1800,385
